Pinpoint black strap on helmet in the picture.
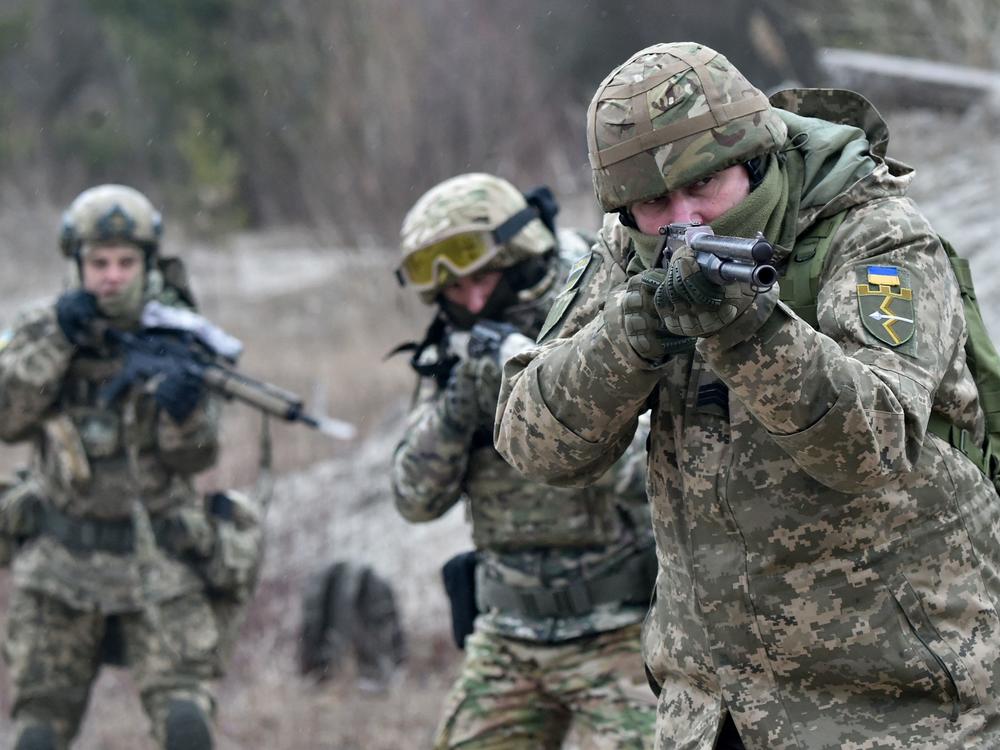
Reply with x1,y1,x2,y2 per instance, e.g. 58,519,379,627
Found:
492,205,538,245
491,185,560,245
522,186,559,234
617,208,639,229
745,156,767,191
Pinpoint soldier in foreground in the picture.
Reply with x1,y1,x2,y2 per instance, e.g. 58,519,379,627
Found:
392,173,658,749
495,43,1000,748
0,185,238,749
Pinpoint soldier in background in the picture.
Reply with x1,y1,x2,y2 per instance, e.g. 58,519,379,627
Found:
391,173,658,749
495,42,1000,748
0,184,241,750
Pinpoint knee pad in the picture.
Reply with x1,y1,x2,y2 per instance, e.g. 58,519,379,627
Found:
14,724,57,750
165,699,212,750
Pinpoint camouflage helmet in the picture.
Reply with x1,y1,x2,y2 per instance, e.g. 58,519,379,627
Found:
399,173,556,299
587,42,788,212
59,184,163,258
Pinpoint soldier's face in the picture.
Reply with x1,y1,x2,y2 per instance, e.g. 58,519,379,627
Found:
629,165,750,234
80,243,145,299
441,270,503,314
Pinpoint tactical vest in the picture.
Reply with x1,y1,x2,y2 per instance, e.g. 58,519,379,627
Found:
37,353,173,519
464,443,649,550
780,211,1000,484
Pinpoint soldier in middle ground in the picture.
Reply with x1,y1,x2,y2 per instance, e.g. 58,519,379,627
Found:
391,172,658,749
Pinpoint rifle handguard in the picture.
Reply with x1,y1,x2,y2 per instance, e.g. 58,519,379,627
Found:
202,368,304,421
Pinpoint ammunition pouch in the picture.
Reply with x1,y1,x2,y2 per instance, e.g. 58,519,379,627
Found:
196,490,265,665
0,474,44,566
441,551,479,649
197,490,264,602
475,541,657,620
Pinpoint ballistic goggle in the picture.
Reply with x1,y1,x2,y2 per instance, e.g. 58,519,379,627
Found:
396,204,541,291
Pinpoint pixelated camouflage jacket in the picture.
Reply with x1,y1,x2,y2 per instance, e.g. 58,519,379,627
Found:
495,90,1000,747
392,242,655,643
0,288,221,613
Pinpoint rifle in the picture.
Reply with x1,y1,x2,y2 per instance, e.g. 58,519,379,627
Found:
658,222,778,291
100,326,356,440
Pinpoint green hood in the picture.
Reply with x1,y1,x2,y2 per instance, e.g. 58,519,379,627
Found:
770,88,915,234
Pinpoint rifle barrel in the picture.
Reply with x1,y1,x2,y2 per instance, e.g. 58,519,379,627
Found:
689,234,773,264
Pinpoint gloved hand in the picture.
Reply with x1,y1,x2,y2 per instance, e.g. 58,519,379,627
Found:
154,368,206,423
440,358,499,433
620,269,695,364
467,320,535,367
55,289,101,346
653,244,774,340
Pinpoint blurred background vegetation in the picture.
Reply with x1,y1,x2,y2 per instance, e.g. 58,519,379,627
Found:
1,0,997,246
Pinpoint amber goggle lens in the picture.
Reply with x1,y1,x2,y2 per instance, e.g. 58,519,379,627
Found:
400,231,498,289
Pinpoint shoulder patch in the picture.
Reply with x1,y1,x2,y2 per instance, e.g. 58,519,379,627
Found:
856,266,914,347
536,252,597,344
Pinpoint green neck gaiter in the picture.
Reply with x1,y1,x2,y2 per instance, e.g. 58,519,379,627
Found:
625,226,667,272
710,153,788,244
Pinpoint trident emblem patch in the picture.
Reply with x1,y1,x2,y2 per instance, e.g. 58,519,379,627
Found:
856,265,915,347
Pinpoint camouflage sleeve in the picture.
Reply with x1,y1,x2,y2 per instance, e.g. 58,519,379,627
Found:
157,391,222,474
391,380,469,522
700,196,964,492
495,218,659,487
0,306,73,442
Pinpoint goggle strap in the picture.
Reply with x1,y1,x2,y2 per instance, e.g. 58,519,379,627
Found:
492,205,540,245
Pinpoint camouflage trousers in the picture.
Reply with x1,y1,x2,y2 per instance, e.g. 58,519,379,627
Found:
3,585,219,749
434,622,657,749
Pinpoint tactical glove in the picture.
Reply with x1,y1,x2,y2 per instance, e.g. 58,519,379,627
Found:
55,289,101,346
467,319,536,369
440,358,499,433
653,244,776,341
154,368,206,423
620,269,695,364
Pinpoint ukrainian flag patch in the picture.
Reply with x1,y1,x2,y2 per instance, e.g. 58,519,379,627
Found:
866,265,900,286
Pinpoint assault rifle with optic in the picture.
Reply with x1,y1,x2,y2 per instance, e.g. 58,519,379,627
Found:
98,302,356,440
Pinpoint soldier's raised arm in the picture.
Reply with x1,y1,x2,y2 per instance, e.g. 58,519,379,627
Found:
391,369,485,522
0,307,75,441
495,214,685,486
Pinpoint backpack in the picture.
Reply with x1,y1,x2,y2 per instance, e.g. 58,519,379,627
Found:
298,560,406,688
780,212,1000,484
